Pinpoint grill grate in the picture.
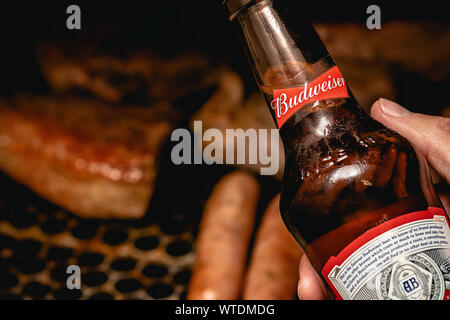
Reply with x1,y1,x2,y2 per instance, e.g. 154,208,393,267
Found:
0,163,208,300
0,138,280,300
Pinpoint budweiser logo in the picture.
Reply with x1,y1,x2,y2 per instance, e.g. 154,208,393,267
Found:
271,66,349,128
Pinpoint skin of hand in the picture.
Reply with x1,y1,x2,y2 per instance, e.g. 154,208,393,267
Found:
297,98,450,300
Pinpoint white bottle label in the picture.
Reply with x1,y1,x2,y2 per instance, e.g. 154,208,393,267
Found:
322,207,450,300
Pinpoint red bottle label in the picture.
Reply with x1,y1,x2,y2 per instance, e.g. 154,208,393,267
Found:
322,207,450,300
271,66,349,128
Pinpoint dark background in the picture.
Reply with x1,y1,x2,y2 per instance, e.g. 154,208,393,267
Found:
0,0,448,101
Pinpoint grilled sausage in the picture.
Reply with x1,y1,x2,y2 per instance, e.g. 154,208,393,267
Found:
243,194,302,300
187,170,260,300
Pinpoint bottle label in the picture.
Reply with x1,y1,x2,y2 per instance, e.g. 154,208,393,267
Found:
271,66,349,128
322,207,450,300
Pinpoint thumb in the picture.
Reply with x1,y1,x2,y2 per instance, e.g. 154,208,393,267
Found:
370,98,450,184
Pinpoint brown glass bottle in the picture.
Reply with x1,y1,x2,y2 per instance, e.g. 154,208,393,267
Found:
225,0,450,300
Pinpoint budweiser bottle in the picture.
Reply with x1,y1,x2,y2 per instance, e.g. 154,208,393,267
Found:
224,0,450,300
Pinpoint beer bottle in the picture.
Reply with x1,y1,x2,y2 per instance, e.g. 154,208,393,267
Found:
224,0,450,300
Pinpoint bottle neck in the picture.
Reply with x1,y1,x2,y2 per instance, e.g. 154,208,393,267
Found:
229,0,331,88
228,0,360,138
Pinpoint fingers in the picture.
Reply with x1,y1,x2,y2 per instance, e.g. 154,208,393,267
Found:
297,255,327,300
370,98,450,184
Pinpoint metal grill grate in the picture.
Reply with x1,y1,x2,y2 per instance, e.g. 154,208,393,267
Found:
0,162,211,300
0,134,280,300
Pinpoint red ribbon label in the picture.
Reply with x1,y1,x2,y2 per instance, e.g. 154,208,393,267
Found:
271,66,349,128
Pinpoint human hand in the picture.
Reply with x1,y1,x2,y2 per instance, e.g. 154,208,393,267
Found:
297,98,450,300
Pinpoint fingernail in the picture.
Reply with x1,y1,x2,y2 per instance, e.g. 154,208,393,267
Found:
378,98,410,117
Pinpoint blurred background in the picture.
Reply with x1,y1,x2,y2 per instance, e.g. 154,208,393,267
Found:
0,0,448,300
1,0,449,112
